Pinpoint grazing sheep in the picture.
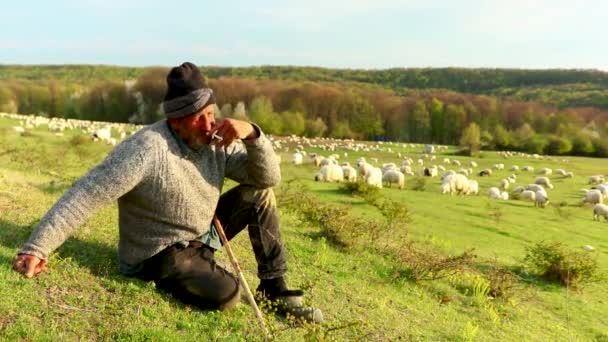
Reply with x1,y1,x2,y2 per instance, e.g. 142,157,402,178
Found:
451,160,461,166
507,174,517,183
520,190,536,202
342,165,357,182
589,175,605,184
92,127,112,142
499,179,509,191
313,155,324,167
292,152,303,165
537,168,552,176
469,161,478,167
555,169,568,177
534,191,549,208
512,186,525,194
522,166,534,172
315,164,344,182
442,173,469,195
534,177,554,189
510,165,519,171
365,167,383,188
382,169,405,189
442,170,456,180
478,169,492,177
467,180,479,195
400,165,414,176
525,184,546,193
593,204,608,221
492,163,505,170
382,162,397,172
423,166,438,177
501,191,509,200
593,184,608,197
488,187,502,199
582,189,604,205
319,157,337,168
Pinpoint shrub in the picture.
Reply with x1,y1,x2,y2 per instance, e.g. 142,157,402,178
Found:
544,135,572,155
70,134,92,146
523,241,600,288
395,241,476,282
408,177,426,191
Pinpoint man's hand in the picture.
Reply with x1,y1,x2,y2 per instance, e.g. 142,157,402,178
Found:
212,118,258,147
13,254,47,278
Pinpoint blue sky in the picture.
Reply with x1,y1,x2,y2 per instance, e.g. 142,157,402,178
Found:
1,0,606,70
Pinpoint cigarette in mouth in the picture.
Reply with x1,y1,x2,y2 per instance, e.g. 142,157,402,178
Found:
211,132,223,142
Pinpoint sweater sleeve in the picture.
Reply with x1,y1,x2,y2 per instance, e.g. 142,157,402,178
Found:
19,138,151,260
224,123,281,188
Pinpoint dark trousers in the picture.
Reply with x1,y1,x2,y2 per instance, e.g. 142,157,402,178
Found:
138,185,287,310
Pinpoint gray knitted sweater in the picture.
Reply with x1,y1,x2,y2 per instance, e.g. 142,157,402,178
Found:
20,120,281,270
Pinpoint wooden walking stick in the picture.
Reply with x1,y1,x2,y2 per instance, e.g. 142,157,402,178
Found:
212,216,270,337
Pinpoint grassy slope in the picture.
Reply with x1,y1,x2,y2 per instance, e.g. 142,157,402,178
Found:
0,116,607,341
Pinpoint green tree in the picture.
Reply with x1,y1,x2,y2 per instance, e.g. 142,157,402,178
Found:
545,135,573,155
571,134,595,155
408,100,430,142
493,124,512,149
281,111,306,136
459,122,481,155
429,98,444,143
524,134,548,154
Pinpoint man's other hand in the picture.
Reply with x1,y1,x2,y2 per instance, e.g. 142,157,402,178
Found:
13,254,47,278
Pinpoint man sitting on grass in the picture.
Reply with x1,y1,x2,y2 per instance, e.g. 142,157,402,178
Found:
12,62,322,323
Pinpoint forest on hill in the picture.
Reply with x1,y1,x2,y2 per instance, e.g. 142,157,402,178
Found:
1,64,608,156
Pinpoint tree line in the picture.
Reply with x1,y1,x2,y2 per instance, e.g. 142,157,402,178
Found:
1,66,608,157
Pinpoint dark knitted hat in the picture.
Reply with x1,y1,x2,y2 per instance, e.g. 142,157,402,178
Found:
162,62,216,118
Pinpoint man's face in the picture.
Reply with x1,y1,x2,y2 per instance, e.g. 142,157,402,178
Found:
169,105,215,149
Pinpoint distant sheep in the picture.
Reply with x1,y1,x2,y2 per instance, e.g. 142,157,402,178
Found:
467,180,479,195
593,204,608,221
510,165,519,171
582,189,603,205
589,175,605,185
534,191,549,208
342,165,357,182
522,166,534,172
537,168,552,176
520,190,536,202
382,169,405,189
442,173,469,195
478,169,492,177
423,167,438,177
499,179,509,191
292,152,303,165
534,177,554,189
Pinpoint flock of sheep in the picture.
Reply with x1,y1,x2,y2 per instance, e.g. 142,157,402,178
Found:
281,137,608,223
3,112,608,223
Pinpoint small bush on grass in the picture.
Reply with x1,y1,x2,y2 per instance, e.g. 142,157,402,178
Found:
482,261,520,298
523,241,600,288
408,177,426,191
70,134,92,146
395,241,476,282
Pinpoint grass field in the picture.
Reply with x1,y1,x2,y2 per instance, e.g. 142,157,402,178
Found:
0,115,607,341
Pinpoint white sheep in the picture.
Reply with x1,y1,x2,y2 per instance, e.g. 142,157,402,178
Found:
292,152,303,165
510,165,519,171
442,173,469,195
534,177,554,189
499,179,509,191
582,189,604,205
315,164,344,182
469,161,478,167
593,184,608,197
488,187,502,199
365,167,383,188
467,180,479,195
522,166,534,172
342,165,357,182
92,127,112,142
589,175,605,184
520,190,536,202
478,169,492,177
593,204,608,221
382,169,405,189
526,184,546,193
534,191,549,208
537,168,552,176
